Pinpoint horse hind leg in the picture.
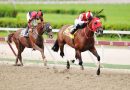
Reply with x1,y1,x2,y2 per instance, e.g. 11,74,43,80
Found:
15,45,25,66
59,43,70,69
13,40,20,66
89,47,100,75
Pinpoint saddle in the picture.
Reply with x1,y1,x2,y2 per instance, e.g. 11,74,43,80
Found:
63,25,75,39
20,26,37,38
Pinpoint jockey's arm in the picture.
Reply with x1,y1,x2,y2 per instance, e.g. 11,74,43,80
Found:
28,17,34,28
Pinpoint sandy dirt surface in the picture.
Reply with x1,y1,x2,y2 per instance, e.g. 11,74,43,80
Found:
0,64,130,90
0,43,130,65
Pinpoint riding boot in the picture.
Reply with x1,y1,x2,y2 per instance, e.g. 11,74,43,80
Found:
70,24,80,35
24,27,29,38
70,28,77,34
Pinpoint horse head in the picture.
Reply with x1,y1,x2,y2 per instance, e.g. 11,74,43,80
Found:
88,17,103,36
36,22,53,38
44,22,53,39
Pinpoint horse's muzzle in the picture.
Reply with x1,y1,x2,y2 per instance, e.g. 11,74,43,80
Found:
48,31,53,39
96,27,103,36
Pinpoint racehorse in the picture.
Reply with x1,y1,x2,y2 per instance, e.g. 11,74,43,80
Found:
52,17,103,75
7,22,53,66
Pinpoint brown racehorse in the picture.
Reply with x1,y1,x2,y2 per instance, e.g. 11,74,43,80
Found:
7,22,53,66
52,17,103,75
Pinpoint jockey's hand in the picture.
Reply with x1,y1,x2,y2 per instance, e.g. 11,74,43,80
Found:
29,27,33,32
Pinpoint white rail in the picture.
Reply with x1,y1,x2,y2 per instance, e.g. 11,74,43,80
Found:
0,27,130,34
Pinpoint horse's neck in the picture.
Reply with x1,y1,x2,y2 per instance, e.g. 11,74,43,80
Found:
82,27,94,38
36,23,44,35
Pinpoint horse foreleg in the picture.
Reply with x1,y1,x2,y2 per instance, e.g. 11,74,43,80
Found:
89,47,100,75
33,44,47,66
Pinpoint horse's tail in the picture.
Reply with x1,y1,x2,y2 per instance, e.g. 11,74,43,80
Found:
7,33,14,43
52,39,59,52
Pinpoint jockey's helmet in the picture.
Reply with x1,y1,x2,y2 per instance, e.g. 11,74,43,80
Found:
86,11,93,20
31,11,37,18
37,10,43,17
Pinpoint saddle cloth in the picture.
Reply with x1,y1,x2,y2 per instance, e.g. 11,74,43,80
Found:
20,28,32,37
63,25,74,38
20,29,27,36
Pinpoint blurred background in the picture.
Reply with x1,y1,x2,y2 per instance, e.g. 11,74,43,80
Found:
0,0,130,41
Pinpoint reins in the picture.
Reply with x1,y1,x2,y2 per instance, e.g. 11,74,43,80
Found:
83,20,94,39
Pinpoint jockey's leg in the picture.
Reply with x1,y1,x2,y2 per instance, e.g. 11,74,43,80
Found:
24,26,29,37
70,24,80,34
25,12,30,37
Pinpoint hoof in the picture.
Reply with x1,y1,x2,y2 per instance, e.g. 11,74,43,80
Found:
80,65,84,70
66,65,70,69
71,60,75,63
13,64,23,66
44,60,47,66
97,68,100,75
13,64,17,66
66,61,70,69
44,63,47,66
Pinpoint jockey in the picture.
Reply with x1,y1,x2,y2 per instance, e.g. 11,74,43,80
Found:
24,10,43,37
70,11,93,36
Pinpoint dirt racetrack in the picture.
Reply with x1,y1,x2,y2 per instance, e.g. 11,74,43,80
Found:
0,64,130,90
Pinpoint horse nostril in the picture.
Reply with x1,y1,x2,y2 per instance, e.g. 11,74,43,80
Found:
49,35,53,39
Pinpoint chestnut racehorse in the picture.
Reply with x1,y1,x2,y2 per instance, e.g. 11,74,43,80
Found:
52,17,103,75
7,22,53,66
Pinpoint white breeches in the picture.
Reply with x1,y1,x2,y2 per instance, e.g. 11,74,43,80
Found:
26,12,30,22
74,19,84,26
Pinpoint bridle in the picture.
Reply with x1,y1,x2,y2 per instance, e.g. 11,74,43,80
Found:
83,19,94,39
